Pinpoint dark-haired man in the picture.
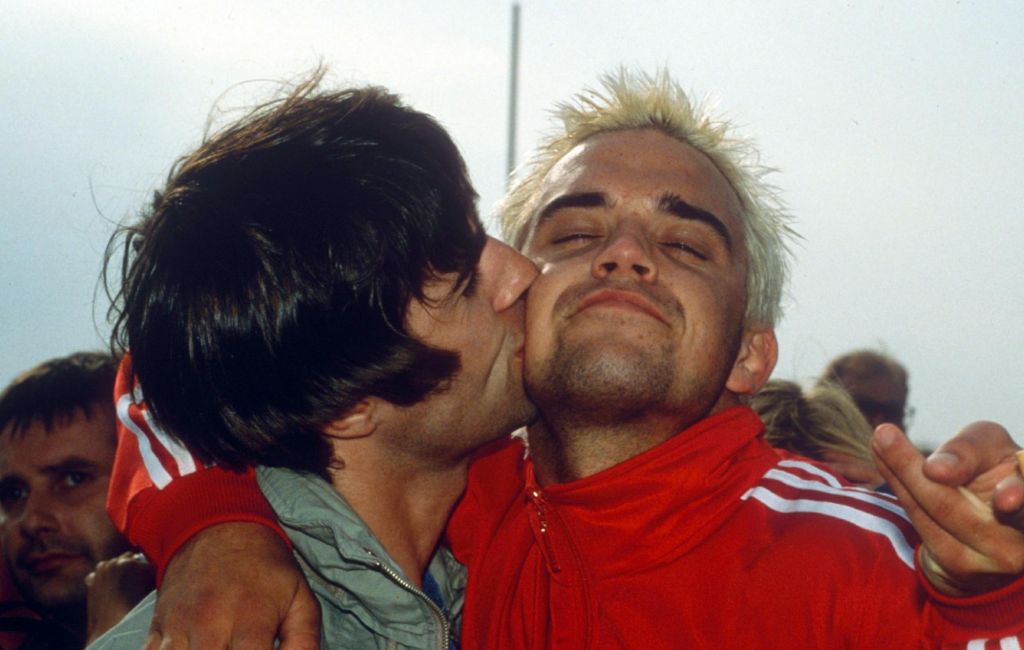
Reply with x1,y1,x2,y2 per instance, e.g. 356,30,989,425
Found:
0,352,149,648
822,349,911,431
90,73,536,648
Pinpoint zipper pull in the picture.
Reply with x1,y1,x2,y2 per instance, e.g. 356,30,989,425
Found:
528,488,561,573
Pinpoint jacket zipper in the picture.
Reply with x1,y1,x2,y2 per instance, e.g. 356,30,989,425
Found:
364,548,451,650
529,488,561,573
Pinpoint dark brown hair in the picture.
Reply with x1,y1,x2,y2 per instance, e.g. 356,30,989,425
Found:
0,352,117,437
106,70,485,476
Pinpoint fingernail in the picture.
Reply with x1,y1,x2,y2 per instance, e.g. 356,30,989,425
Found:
874,425,899,449
927,451,959,469
995,473,1024,491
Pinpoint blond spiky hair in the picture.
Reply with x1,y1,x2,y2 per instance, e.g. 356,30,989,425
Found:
500,68,797,327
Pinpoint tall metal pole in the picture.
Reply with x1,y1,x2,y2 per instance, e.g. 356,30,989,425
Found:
506,2,521,185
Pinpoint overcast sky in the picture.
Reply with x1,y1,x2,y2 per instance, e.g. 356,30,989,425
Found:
3,1,1021,448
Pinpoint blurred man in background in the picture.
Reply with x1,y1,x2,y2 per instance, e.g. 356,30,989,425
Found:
821,349,910,431
0,352,151,648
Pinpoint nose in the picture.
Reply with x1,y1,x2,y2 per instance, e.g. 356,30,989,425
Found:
592,228,657,283
18,492,58,538
481,236,538,312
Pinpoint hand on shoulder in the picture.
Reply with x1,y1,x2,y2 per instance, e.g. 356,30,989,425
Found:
144,522,321,650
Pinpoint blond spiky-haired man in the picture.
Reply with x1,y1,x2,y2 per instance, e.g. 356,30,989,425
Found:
101,70,1024,649
502,68,793,328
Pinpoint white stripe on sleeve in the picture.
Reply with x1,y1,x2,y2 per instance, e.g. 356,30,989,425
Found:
141,408,197,476
743,485,916,569
777,459,844,488
762,468,910,523
116,393,173,489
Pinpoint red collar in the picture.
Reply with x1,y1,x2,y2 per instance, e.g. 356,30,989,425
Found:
521,406,777,576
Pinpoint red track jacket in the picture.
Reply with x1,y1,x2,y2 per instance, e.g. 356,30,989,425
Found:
108,359,1024,648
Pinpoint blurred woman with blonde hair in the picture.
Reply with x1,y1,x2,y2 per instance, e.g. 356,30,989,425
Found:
749,379,885,489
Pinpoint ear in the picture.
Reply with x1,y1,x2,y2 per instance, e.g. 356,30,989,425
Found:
323,399,379,440
725,327,778,396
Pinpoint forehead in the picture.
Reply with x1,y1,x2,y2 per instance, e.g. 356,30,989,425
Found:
0,410,116,475
534,128,745,233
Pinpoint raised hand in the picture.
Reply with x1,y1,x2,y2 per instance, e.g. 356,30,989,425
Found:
872,421,1024,596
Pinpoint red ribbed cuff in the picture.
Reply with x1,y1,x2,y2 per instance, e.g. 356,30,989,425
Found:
124,465,287,584
918,550,1024,638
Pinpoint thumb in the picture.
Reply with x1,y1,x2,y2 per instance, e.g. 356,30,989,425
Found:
922,421,1017,486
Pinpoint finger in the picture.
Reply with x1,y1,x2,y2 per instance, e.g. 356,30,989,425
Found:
148,611,211,650
229,582,321,650
277,581,322,650
874,424,1024,592
873,442,979,595
993,472,1024,525
145,627,189,650
156,612,233,650
224,602,287,650
142,630,177,650
873,425,987,548
231,630,286,649
922,421,1018,486
229,625,282,650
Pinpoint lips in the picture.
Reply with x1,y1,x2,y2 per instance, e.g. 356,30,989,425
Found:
575,288,666,323
25,552,84,575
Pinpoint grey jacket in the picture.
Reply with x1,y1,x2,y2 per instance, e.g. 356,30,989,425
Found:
89,466,466,649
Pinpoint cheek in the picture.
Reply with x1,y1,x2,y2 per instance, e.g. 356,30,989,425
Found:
523,273,563,359
667,278,745,357
523,312,551,371
72,492,114,537
1,526,19,556
80,518,124,561
690,270,746,324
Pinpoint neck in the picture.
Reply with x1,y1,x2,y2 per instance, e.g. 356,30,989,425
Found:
328,443,468,588
529,394,742,485
527,415,678,485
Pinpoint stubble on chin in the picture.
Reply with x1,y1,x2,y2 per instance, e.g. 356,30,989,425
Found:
525,316,745,434
15,563,90,612
526,330,673,422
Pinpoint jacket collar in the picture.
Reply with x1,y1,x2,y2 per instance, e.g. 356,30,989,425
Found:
521,406,775,576
257,466,466,644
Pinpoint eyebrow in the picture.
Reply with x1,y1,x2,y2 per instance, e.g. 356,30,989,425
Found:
0,457,100,490
536,191,733,252
535,192,607,225
658,193,732,251
40,456,101,477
